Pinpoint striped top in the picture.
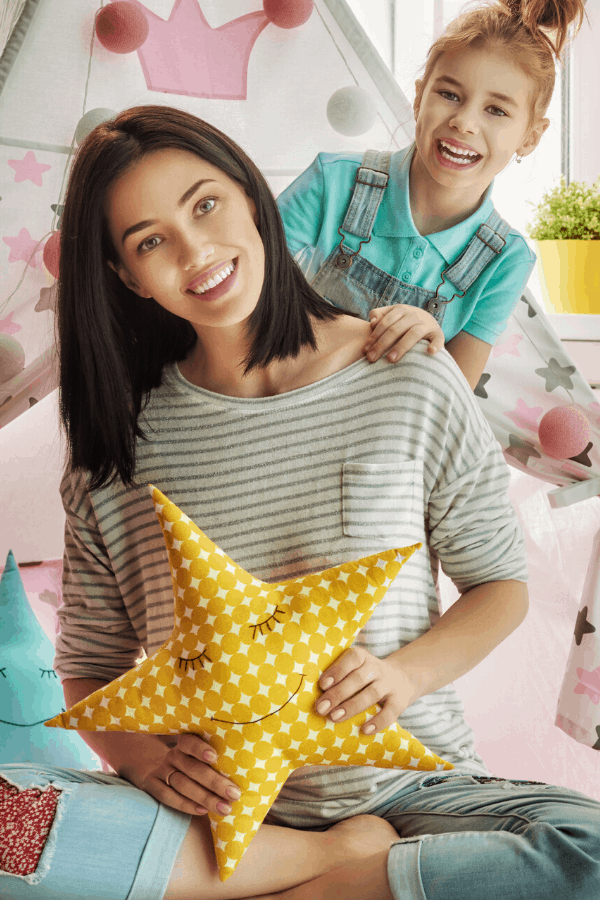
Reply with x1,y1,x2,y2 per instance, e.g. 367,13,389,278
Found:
54,344,527,810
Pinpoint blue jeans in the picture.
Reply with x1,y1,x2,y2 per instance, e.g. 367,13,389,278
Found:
379,773,600,900
0,764,191,900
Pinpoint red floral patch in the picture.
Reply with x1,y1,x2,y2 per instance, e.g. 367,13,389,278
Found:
0,776,61,876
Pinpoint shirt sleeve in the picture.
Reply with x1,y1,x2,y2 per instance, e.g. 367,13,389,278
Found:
461,234,536,345
425,354,529,593
53,469,144,684
277,154,326,260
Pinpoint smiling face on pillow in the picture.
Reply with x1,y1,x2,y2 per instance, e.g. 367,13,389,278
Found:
46,486,452,879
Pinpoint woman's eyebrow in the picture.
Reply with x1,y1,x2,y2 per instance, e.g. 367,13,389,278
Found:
433,74,517,107
121,178,218,245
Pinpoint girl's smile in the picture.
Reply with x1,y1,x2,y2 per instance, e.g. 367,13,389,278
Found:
412,43,548,213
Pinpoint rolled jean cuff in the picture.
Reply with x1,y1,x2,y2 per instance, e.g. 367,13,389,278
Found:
387,835,430,900
126,803,191,900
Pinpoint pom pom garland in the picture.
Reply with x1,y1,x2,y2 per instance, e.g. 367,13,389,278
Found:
95,1,149,54
263,0,313,29
42,232,61,280
0,335,26,384
538,405,591,460
327,86,378,136
74,108,117,146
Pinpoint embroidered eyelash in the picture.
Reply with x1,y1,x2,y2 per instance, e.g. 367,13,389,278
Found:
177,651,211,672
39,668,58,679
251,606,286,640
0,668,6,678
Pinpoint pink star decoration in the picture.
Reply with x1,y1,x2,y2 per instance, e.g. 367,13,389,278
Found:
2,228,43,268
504,398,543,430
8,151,51,187
492,333,522,358
0,312,21,336
574,665,600,705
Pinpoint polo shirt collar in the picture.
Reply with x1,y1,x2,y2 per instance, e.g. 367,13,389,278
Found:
373,143,495,263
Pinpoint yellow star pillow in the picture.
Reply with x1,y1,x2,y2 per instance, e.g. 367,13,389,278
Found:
46,486,453,880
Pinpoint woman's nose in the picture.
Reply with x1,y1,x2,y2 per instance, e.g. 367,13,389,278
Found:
179,233,214,269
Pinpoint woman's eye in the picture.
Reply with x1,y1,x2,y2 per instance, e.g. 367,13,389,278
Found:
39,668,58,679
196,197,217,215
439,90,459,102
138,235,161,253
177,651,211,672
251,606,285,641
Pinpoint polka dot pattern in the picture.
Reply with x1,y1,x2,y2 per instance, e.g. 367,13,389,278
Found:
46,486,453,880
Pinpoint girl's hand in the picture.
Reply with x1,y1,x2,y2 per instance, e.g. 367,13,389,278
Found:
315,647,417,735
364,305,445,362
139,733,242,817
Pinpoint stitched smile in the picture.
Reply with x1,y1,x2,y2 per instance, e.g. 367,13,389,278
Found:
211,673,306,725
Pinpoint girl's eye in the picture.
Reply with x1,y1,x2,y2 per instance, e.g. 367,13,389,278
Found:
251,606,286,641
39,668,58,679
177,651,211,672
196,197,217,215
439,90,459,102
487,106,507,117
138,235,162,253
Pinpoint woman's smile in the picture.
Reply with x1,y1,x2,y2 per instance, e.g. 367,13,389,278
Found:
186,258,239,300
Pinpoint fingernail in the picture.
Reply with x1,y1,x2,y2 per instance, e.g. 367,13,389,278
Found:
321,677,334,690
317,700,331,715
217,802,232,815
203,750,216,763
226,786,241,800
388,353,397,362
196,806,207,814
367,351,376,361
330,708,345,721
363,723,376,734
363,344,371,353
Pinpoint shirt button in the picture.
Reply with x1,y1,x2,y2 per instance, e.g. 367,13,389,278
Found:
401,271,412,282
413,248,423,258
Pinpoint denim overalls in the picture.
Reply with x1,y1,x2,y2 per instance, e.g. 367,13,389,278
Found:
310,149,511,330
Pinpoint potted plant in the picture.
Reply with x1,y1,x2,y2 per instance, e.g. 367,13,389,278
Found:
526,176,600,314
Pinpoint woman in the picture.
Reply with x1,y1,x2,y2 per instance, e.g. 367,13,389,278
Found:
37,106,599,899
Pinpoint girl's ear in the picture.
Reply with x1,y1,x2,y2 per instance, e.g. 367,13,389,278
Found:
518,117,550,158
107,260,152,299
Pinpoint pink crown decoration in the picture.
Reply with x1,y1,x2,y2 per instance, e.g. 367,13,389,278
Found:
126,0,270,100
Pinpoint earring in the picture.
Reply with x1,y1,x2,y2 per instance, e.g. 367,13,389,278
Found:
516,154,523,164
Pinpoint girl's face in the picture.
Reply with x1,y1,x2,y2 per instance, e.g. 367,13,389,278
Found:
106,148,265,332
413,43,549,196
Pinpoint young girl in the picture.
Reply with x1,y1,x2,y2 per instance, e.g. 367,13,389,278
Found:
6,104,598,900
277,0,586,388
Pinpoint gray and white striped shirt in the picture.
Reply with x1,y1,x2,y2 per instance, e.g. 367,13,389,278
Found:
55,344,527,813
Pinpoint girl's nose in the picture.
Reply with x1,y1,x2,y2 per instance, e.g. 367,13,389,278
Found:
448,107,479,135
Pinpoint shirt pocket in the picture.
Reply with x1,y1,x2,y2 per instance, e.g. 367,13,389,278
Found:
342,461,422,541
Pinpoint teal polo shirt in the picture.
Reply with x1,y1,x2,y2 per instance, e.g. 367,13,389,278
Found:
277,146,536,344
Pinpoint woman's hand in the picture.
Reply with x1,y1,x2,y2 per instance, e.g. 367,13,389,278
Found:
138,733,242,817
364,305,445,362
315,647,417,734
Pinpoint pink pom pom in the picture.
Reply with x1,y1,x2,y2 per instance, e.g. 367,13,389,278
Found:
264,0,313,29
43,232,61,279
538,405,591,460
96,2,149,54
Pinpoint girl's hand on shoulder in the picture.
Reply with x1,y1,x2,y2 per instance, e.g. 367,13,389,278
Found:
139,733,241,817
315,647,418,735
364,305,445,363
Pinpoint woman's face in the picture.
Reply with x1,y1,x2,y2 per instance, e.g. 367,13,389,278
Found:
106,147,265,331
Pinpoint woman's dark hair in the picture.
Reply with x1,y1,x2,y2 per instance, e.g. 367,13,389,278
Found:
57,105,347,490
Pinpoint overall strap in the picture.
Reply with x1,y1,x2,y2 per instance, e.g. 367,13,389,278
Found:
340,149,392,239
442,209,511,294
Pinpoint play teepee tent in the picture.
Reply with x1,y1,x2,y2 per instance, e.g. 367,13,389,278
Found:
1,0,599,795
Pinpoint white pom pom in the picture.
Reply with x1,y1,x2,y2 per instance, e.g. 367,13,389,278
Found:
75,109,117,146
326,86,378,136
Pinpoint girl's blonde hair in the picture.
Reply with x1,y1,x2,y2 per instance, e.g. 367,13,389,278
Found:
416,0,587,123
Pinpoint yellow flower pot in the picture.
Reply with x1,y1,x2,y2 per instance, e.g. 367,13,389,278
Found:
536,240,600,314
